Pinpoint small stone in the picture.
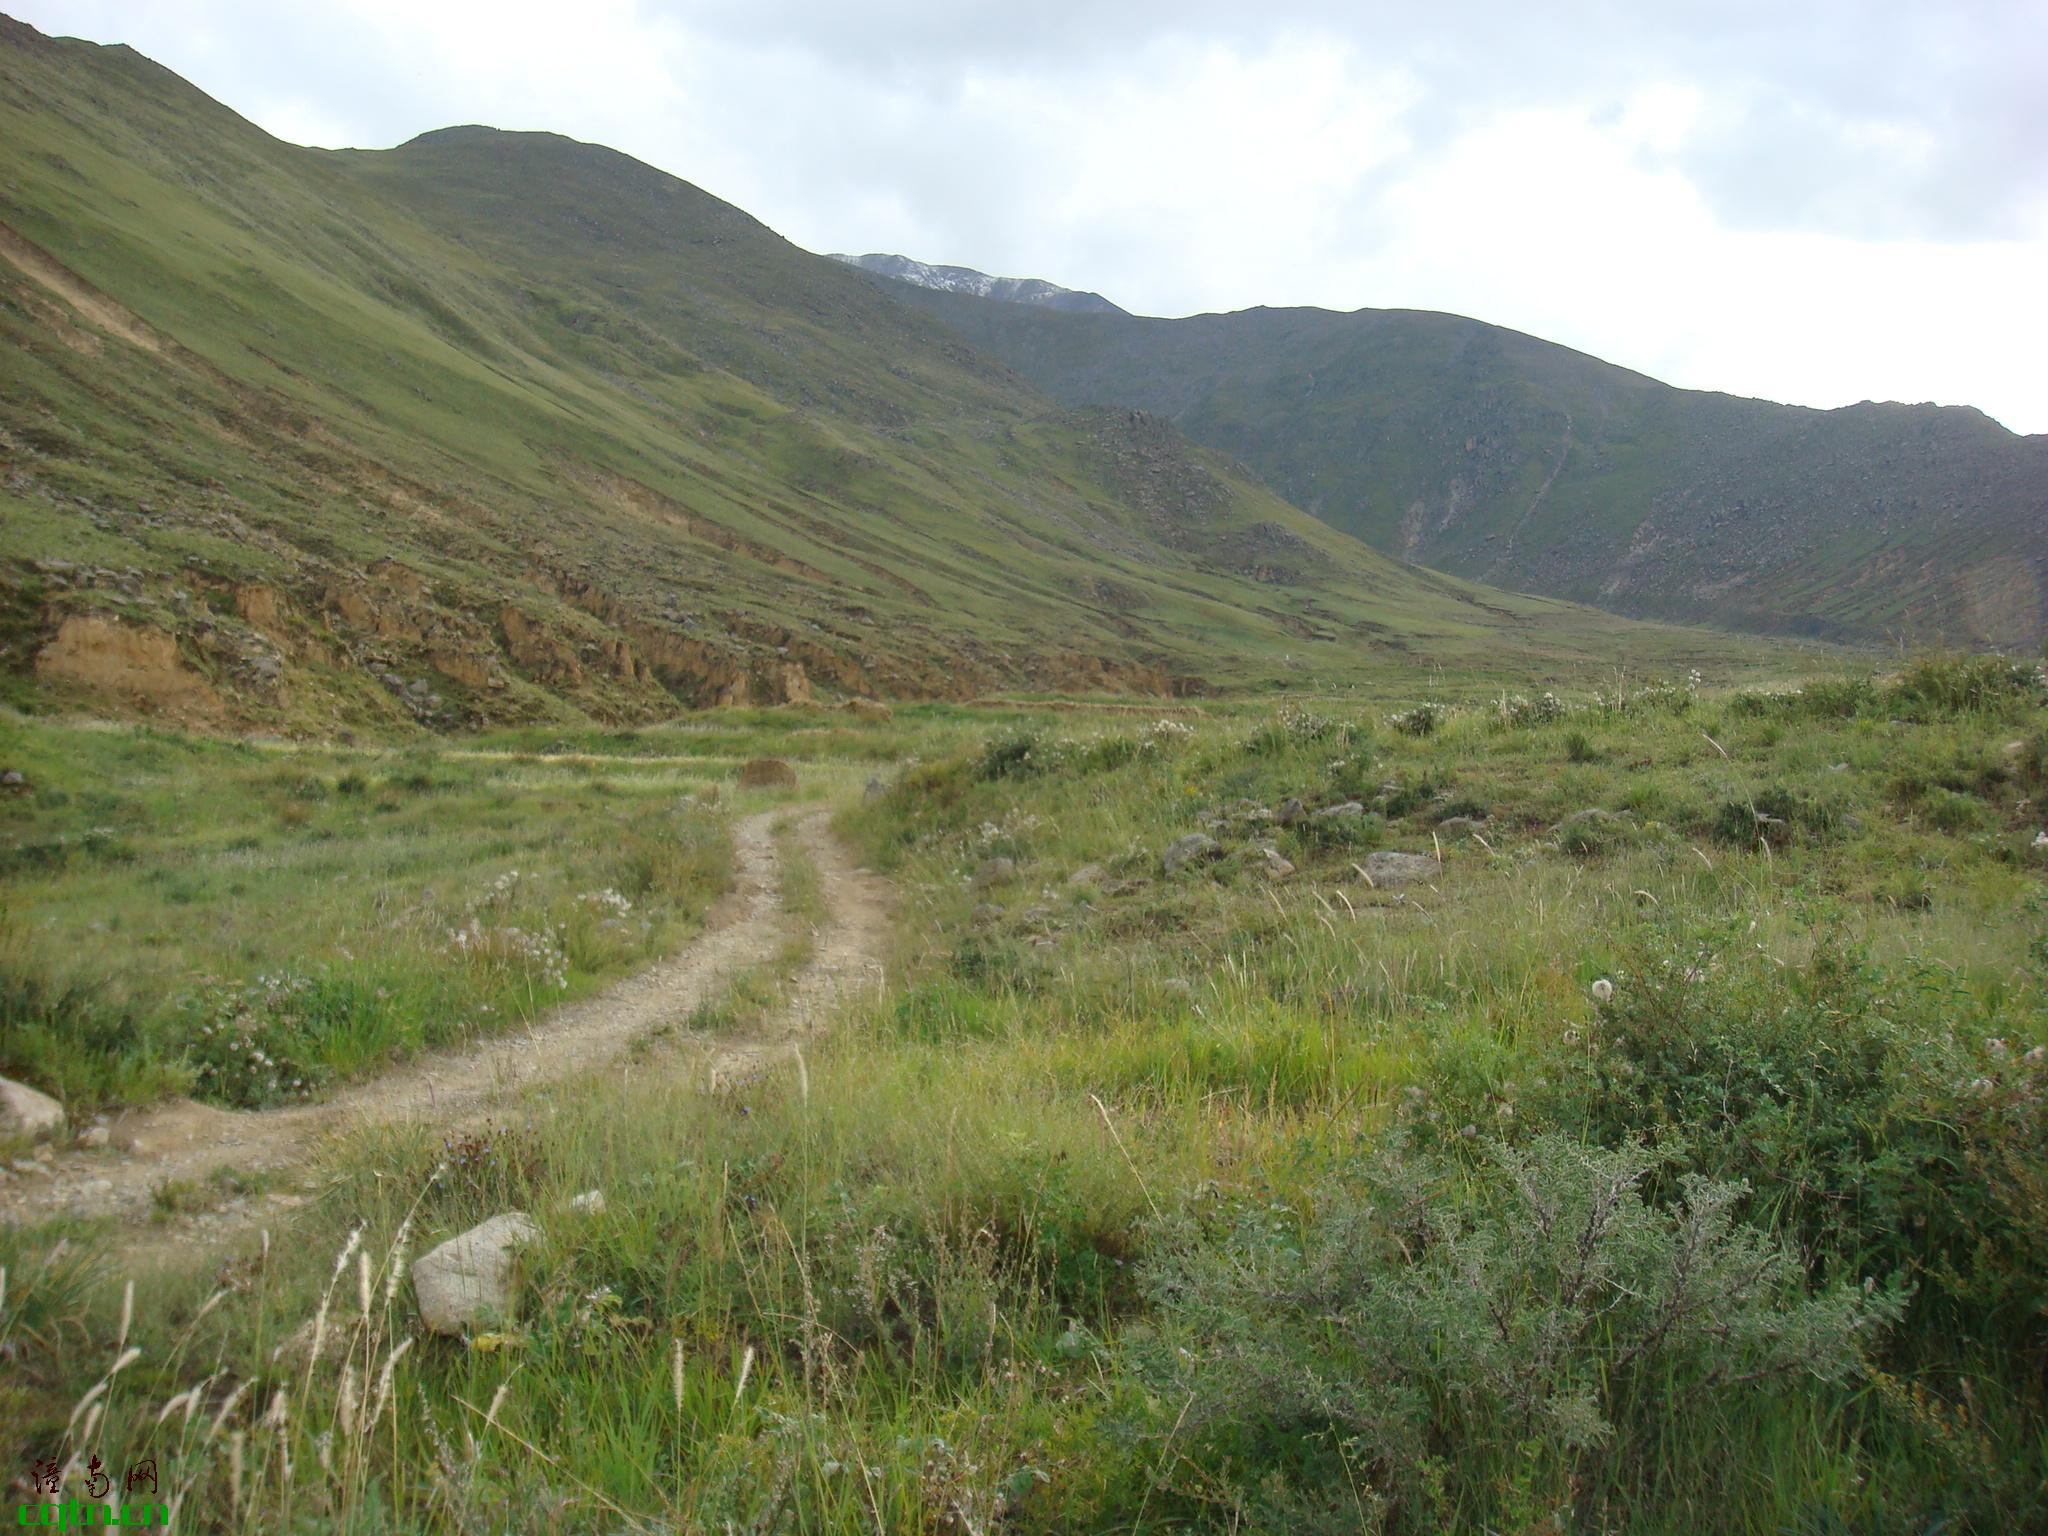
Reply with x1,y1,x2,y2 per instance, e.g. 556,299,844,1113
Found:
970,856,1017,890
1360,851,1437,886
1020,905,1056,924
411,1212,540,1335
1312,801,1365,820
569,1189,606,1214
970,901,1001,925
1066,863,1105,887
1436,816,1485,838
0,1076,65,1142
1258,846,1296,879
1558,809,1629,831
77,1126,110,1150
1273,797,1306,826
0,769,25,788
1828,762,1850,773
1161,977,1195,998
1162,832,1221,872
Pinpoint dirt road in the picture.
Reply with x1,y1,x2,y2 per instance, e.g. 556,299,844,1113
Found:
0,809,890,1229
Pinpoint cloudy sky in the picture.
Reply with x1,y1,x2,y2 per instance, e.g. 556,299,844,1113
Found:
19,1,2048,432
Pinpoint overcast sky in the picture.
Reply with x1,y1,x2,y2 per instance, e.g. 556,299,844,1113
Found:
19,1,2048,432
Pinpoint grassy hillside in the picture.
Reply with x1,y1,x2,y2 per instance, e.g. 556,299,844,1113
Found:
0,18,1763,736
883,284,2048,648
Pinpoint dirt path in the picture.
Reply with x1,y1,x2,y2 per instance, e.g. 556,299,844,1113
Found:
0,809,890,1230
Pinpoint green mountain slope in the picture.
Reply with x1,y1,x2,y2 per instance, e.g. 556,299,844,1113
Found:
878,284,2048,648
0,17,1752,733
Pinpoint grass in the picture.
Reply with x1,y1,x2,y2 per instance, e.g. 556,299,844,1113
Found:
2,656,2045,1531
0,712,740,1109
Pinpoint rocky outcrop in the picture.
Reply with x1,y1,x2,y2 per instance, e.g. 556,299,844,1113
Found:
35,614,223,722
499,605,584,685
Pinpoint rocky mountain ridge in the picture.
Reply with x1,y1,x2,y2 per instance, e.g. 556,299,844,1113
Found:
828,252,1125,315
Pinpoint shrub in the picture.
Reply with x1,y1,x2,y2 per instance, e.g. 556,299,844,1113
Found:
1709,784,1839,847
179,973,334,1107
1888,654,2044,717
1387,702,1443,737
1530,924,2048,1357
1128,1134,1892,1533
0,961,173,1110
977,731,1046,781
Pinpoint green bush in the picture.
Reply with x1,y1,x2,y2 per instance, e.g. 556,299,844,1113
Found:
1127,1134,1891,1533
1530,925,2048,1359
0,961,177,1110
1709,784,1839,847
977,731,1047,781
1888,655,2044,717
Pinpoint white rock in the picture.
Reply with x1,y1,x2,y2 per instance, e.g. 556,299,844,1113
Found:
0,1076,65,1142
77,1125,110,1150
569,1189,606,1214
1360,851,1437,886
411,1212,539,1335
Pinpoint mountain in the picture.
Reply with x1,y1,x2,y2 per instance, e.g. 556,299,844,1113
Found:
828,253,1125,315
861,280,2048,649
0,17,1742,734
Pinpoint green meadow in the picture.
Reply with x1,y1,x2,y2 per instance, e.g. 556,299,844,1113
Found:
3,655,2045,1532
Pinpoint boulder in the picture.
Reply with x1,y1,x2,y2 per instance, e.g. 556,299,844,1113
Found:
411,1213,540,1335
970,856,1017,890
1162,832,1221,873
0,1076,64,1142
1066,863,1105,888
1313,801,1366,820
738,758,798,789
1558,808,1629,832
1436,816,1486,838
1258,846,1296,879
1360,851,1437,886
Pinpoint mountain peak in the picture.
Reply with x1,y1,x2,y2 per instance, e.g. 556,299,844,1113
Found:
828,252,1125,315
